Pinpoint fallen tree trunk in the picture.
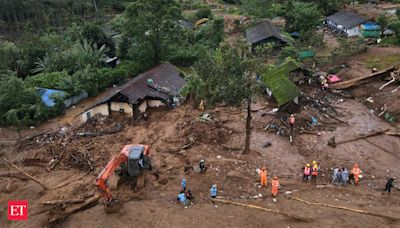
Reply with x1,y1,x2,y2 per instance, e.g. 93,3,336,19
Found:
0,173,30,181
330,66,396,90
48,195,100,224
331,129,389,146
289,196,400,221
3,159,49,190
211,198,312,222
41,199,85,205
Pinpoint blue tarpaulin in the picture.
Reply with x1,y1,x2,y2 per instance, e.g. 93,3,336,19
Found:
361,22,380,31
37,88,65,107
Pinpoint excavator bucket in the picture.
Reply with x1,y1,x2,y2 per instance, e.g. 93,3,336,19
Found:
104,199,122,213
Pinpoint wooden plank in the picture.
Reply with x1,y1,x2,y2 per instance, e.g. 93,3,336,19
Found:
3,159,49,190
212,198,312,222
290,196,400,221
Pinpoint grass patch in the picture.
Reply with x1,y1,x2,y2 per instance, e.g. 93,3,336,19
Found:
364,53,400,70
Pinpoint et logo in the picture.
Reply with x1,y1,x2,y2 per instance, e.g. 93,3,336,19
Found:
8,200,28,220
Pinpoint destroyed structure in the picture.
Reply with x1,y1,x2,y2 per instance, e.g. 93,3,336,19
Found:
261,58,302,106
81,63,187,122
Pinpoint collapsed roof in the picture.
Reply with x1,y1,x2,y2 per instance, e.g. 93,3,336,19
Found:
261,59,301,106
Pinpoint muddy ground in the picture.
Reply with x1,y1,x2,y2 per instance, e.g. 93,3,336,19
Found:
0,80,399,228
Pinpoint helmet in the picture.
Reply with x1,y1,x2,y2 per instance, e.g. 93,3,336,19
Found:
200,160,205,163
290,114,294,117
306,164,310,167
274,176,278,180
212,184,217,188
312,161,316,164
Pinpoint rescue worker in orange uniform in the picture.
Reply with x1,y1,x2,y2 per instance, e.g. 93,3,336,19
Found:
303,164,311,181
351,164,362,185
311,161,318,182
271,176,279,197
259,167,267,187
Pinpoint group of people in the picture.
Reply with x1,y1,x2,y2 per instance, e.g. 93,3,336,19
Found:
176,178,218,207
176,178,194,207
177,158,395,208
302,161,319,182
257,167,280,197
332,164,362,185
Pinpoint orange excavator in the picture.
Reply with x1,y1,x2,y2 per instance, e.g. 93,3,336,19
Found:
95,144,152,212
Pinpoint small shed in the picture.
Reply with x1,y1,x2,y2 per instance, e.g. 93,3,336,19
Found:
361,22,380,38
81,63,186,123
326,11,368,37
246,21,289,47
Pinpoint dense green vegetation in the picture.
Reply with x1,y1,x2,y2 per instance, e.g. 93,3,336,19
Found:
0,0,224,130
1,0,399,135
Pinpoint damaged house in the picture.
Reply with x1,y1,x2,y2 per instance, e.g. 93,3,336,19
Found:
261,59,301,106
81,63,187,123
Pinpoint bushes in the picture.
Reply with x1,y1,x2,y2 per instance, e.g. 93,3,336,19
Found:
195,6,212,20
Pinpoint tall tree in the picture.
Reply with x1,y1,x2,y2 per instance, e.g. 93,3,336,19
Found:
124,0,182,66
285,1,322,34
192,39,266,154
317,0,341,16
376,13,389,35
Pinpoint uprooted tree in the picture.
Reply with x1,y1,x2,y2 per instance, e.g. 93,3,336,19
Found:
187,39,268,154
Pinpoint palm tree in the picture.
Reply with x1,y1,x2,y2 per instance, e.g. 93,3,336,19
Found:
72,39,108,69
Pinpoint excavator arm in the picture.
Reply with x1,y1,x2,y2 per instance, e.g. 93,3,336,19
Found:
95,153,128,203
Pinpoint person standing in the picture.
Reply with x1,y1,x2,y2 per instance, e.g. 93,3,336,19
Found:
351,164,362,185
289,114,295,128
289,114,295,143
303,164,311,181
385,178,394,194
311,161,318,182
271,176,279,197
332,167,339,184
259,167,267,187
210,184,217,198
341,167,349,186
181,178,187,191
199,160,207,173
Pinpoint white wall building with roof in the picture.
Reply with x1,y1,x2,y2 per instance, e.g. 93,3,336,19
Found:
326,11,368,37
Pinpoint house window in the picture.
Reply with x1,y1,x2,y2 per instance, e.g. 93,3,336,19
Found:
119,108,125,113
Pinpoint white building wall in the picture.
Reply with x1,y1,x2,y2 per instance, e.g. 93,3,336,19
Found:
81,104,109,123
346,26,361,37
138,101,147,113
148,100,165,108
110,102,132,114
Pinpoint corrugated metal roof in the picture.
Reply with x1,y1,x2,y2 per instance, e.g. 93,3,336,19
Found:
245,21,288,45
326,11,368,29
88,63,186,109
